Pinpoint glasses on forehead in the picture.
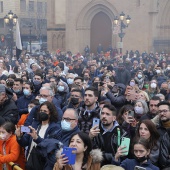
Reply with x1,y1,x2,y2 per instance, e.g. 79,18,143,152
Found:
62,117,76,122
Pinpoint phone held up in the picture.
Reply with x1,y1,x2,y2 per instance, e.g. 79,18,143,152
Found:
92,118,100,128
120,137,130,156
20,126,31,133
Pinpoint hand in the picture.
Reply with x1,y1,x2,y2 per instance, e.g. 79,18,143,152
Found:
57,154,68,169
89,126,100,138
115,146,127,161
12,93,17,101
15,125,23,138
125,116,135,124
28,126,38,140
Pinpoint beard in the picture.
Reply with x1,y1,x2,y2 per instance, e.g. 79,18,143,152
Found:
102,120,113,127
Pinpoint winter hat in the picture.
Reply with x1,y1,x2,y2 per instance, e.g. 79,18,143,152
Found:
100,165,124,170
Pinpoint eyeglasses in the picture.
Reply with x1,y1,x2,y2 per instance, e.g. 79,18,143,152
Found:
62,117,76,122
158,110,169,114
39,94,50,98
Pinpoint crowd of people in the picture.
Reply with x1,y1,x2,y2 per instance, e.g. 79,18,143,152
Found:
0,48,170,170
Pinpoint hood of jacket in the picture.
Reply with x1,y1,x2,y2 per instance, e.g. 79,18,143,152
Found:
114,83,126,95
56,148,103,163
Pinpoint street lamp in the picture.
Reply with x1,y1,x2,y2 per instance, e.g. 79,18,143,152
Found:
28,23,33,54
114,12,131,54
4,10,18,59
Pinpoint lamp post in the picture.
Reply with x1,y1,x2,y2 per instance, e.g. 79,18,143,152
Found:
28,23,33,54
4,10,18,58
114,12,131,54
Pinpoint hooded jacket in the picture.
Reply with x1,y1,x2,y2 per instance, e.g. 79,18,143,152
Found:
0,88,18,124
53,149,103,170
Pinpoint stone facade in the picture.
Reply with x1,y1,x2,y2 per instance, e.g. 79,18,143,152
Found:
47,0,170,54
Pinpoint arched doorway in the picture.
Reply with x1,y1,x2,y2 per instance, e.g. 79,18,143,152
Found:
90,12,112,54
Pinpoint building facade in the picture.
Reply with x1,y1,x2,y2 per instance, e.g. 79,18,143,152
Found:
0,0,47,49
47,0,170,54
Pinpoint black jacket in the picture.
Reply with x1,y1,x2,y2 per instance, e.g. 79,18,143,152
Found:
159,129,170,169
0,88,18,124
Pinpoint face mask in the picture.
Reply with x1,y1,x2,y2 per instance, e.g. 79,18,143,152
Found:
58,86,64,92
137,74,142,79
39,98,47,105
130,81,135,86
67,78,74,85
156,70,161,74
71,97,79,105
0,133,8,141
23,89,30,96
84,77,89,81
134,106,144,114
13,89,20,93
160,89,167,96
39,112,49,121
150,82,157,88
61,120,71,131
144,84,149,89
33,80,41,86
28,108,32,113
134,155,147,163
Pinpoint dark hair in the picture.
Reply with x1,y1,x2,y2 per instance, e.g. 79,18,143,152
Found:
68,132,92,168
102,104,117,116
24,81,34,91
157,101,170,108
34,72,43,79
29,99,39,106
150,96,161,102
1,122,15,134
22,70,29,77
136,120,159,150
74,76,83,82
85,86,99,97
39,101,58,122
133,138,150,151
8,74,16,80
13,66,20,73
71,89,83,98
117,105,134,125
92,77,101,83
21,75,29,81
14,78,23,84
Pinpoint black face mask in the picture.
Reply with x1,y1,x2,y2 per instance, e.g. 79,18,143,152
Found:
38,112,49,121
160,89,167,96
71,97,79,105
84,77,89,81
134,155,147,163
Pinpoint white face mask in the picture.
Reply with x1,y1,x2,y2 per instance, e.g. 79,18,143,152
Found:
150,82,157,88
156,70,161,74
134,106,144,114
28,108,32,113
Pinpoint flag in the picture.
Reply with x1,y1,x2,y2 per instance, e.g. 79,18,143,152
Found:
16,20,22,60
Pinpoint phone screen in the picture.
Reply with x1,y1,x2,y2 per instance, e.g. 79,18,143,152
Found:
21,126,31,133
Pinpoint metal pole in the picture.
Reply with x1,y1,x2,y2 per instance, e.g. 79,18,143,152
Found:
120,21,123,54
29,24,32,54
10,24,13,59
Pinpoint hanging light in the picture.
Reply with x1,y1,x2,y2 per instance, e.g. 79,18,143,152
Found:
114,16,119,25
4,15,9,24
13,14,18,25
120,12,125,21
126,15,131,25
8,10,13,20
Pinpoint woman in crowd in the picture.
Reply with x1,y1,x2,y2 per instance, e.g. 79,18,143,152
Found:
113,138,159,170
138,90,150,102
0,122,25,170
135,120,160,164
53,132,103,170
16,101,61,161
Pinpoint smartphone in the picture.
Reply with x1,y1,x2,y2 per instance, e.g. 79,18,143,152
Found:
128,111,134,117
92,118,100,128
62,147,77,165
21,126,31,133
120,137,130,156
134,166,146,170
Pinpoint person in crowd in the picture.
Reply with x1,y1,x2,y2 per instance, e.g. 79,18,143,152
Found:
12,78,24,101
78,86,101,133
13,66,22,78
0,84,18,124
0,60,8,80
62,89,83,113
134,70,145,89
159,127,170,169
135,120,160,164
140,96,161,121
146,79,160,99
53,132,103,170
16,101,61,160
74,76,84,91
6,74,16,89
113,138,159,170
134,100,149,121
17,81,35,115
0,121,25,170
89,104,123,165
138,90,149,102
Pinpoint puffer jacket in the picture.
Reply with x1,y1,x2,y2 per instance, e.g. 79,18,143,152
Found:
53,149,103,170
159,130,170,169
78,103,101,134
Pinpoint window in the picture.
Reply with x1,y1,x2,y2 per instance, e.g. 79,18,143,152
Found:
0,18,4,28
37,2,43,14
0,1,3,13
29,1,34,12
20,0,26,12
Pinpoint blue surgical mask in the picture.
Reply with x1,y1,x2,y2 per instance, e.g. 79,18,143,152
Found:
58,86,64,92
13,89,20,93
23,89,30,96
33,80,41,86
61,120,71,131
137,74,142,79
39,98,47,104
134,106,144,114
67,78,74,85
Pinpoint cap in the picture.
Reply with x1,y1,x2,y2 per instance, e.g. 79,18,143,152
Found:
0,84,6,93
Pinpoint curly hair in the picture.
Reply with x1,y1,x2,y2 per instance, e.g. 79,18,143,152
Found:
38,101,58,122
